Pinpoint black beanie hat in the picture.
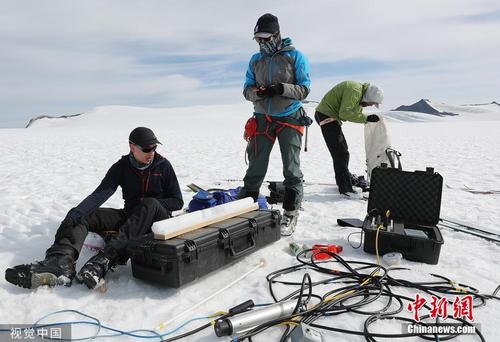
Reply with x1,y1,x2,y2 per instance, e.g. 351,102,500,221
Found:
254,13,280,37
129,127,161,147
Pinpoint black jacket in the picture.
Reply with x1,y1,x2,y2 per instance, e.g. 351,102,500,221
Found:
68,153,183,223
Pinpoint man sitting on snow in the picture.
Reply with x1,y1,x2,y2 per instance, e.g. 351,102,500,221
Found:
5,127,184,290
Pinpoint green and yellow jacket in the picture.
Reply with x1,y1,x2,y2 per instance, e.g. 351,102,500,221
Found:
316,81,369,123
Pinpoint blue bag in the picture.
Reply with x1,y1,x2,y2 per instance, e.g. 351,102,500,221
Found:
187,187,268,212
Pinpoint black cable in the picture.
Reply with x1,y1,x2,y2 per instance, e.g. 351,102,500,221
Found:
278,273,313,342
250,252,495,342
279,325,292,342
160,322,211,341
493,284,500,296
213,251,493,341
161,312,233,342
292,273,312,314
348,209,376,249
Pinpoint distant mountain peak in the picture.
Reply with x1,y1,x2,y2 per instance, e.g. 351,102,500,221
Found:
25,113,82,128
392,99,458,116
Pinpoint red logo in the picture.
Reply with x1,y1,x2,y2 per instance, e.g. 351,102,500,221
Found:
407,294,427,321
452,295,474,321
407,294,474,322
429,296,449,319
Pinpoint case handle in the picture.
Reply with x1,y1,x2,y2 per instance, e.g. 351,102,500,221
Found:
229,234,256,257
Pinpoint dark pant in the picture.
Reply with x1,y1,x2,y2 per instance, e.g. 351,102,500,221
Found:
314,111,353,193
240,110,304,211
47,198,171,261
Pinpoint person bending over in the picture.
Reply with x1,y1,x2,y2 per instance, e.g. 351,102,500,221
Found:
315,81,383,195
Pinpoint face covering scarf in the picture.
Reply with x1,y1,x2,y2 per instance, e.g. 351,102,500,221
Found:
259,35,282,56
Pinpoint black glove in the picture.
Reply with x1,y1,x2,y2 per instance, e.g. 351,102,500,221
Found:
366,114,380,123
256,83,284,98
266,83,284,97
255,86,267,98
54,216,76,244
299,114,313,127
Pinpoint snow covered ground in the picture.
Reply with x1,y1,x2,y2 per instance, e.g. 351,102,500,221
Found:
0,103,499,341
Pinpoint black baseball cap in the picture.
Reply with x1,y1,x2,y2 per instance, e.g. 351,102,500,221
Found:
254,13,280,38
129,127,162,147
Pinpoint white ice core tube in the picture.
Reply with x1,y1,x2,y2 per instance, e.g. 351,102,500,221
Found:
152,197,259,240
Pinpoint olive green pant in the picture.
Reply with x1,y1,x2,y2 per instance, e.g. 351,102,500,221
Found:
240,110,304,211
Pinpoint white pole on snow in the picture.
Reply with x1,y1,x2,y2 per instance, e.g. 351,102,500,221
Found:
155,258,266,332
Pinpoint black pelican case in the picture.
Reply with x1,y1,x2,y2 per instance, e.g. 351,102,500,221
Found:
363,166,444,264
127,209,281,287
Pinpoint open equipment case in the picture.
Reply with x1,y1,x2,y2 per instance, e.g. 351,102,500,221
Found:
362,166,444,264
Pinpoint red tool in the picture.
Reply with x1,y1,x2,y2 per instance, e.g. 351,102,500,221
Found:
312,244,343,260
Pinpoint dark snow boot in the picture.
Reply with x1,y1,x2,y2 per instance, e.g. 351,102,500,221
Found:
5,254,76,289
267,182,286,204
76,248,117,290
351,174,369,192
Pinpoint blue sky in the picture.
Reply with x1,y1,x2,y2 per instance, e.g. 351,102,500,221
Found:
1,0,499,128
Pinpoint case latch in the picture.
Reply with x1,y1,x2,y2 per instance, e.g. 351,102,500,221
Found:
271,210,281,227
141,240,156,264
183,240,197,263
219,228,230,248
248,218,258,232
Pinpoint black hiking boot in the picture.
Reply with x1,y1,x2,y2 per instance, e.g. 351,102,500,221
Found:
5,254,76,289
76,249,117,290
339,186,356,195
351,174,369,192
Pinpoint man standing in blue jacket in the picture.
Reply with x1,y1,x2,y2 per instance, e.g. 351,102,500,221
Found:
239,13,311,236
6,127,184,290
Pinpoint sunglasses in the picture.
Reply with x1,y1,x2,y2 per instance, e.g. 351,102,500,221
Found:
255,35,274,43
136,144,157,153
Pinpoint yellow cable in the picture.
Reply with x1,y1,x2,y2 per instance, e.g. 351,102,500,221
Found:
449,281,468,293
374,210,391,266
325,289,357,303
208,311,227,325
208,311,227,318
324,235,384,306
300,218,389,312
324,269,379,304
279,321,300,327
375,224,383,265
